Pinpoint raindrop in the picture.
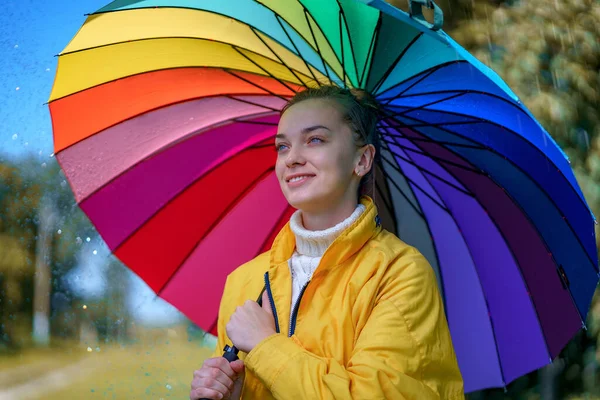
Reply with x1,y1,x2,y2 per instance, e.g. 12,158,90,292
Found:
83,305,87,309
87,347,92,352
86,237,91,242
57,229,62,234
12,134,17,140
93,250,98,255
49,153,55,158
15,87,19,91
41,163,47,168
165,384,172,390
14,44,18,48
46,68,50,72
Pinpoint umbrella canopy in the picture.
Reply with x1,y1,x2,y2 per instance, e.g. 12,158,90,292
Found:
48,0,598,392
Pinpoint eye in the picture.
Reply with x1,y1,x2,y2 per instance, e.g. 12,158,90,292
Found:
308,137,324,144
275,143,289,152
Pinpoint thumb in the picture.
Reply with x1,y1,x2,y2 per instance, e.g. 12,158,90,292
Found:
230,359,245,375
261,291,272,315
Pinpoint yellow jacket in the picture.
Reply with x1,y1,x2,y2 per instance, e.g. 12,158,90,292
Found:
212,197,464,399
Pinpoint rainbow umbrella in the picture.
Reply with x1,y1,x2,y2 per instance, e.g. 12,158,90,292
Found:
48,0,598,392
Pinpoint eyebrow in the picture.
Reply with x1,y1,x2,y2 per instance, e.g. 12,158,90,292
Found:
276,125,331,139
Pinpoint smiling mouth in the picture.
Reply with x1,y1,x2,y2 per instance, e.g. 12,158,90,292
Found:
286,175,314,183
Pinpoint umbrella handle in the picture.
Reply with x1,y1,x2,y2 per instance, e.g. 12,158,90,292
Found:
199,289,265,399
409,0,444,31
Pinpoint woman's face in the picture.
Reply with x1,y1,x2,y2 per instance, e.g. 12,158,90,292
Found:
275,98,362,213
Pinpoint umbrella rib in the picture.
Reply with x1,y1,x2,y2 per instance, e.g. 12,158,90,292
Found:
388,126,556,366
338,1,360,88
380,155,450,214
359,14,381,88
378,139,475,197
155,167,276,296
226,95,281,112
377,154,425,220
302,8,335,86
378,135,484,174
380,127,487,150
275,15,322,87
388,92,467,117
384,114,592,324
249,26,309,89
232,118,278,126
338,7,347,88
223,69,290,102
232,46,299,94
371,33,423,94
108,137,276,256
386,107,598,271
378,60,466,101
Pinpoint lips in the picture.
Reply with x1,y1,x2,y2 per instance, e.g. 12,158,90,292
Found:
287,175,313,183
285,174,316,186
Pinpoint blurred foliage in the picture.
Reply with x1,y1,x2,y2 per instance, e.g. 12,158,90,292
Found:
0,156,99,350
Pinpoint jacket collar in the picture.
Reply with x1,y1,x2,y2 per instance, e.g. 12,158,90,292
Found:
269,196,382,272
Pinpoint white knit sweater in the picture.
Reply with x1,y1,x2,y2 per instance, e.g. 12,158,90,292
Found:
287,204,366,326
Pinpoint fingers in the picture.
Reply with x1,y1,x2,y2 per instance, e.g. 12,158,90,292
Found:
190,358,240,400
202,357,237,379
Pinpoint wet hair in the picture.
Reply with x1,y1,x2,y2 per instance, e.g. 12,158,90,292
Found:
281,86,381,198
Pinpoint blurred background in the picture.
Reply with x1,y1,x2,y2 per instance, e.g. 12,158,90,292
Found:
0,0,598,398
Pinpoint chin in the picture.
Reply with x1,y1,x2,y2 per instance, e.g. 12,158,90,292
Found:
284,191,329,213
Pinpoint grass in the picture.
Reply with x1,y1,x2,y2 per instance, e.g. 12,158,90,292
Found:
0,325,216,399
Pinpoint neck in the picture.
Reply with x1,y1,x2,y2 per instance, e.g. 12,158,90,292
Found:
300,197,360,231
290,202,366,257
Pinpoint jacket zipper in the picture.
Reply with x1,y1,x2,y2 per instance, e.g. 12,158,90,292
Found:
289,281,310,337
264,272,280,334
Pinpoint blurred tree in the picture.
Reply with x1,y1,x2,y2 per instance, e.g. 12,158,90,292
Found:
0,157,97,349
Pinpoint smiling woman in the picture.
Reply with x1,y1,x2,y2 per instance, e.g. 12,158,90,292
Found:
189,86,465,400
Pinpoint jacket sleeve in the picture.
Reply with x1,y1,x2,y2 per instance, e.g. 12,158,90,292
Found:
243,253,465,399
211,275,231,359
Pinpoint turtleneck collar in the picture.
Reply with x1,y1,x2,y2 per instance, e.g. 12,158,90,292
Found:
289,204,366,258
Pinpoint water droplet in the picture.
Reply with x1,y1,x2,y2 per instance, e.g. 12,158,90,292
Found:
15,87,19,91
95,347,101,352
57,229,62,235
87,347,92,352
165,384,172,390
12,134,17,140
41,163,47,168
83,304,87,309
86,237,91,242
45,68,50,72
49,153,55,158
92,250,98,255
14,44,18,48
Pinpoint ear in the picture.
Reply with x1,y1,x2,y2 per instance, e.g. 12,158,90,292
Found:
355,144,376,177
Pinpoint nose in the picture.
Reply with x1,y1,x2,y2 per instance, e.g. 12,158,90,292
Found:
285,145,306,168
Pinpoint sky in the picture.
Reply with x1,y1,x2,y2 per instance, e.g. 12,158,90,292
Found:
1,0,184,326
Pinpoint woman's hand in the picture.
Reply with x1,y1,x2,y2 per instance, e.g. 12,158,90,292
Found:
226,291,277,353
190,357,245,400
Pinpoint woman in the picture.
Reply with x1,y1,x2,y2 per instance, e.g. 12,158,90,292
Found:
190,86,464,399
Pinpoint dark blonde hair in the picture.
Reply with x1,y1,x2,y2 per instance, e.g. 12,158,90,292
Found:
281,86,381,198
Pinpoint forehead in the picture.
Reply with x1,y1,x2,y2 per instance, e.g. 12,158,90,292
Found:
279,98,344,132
